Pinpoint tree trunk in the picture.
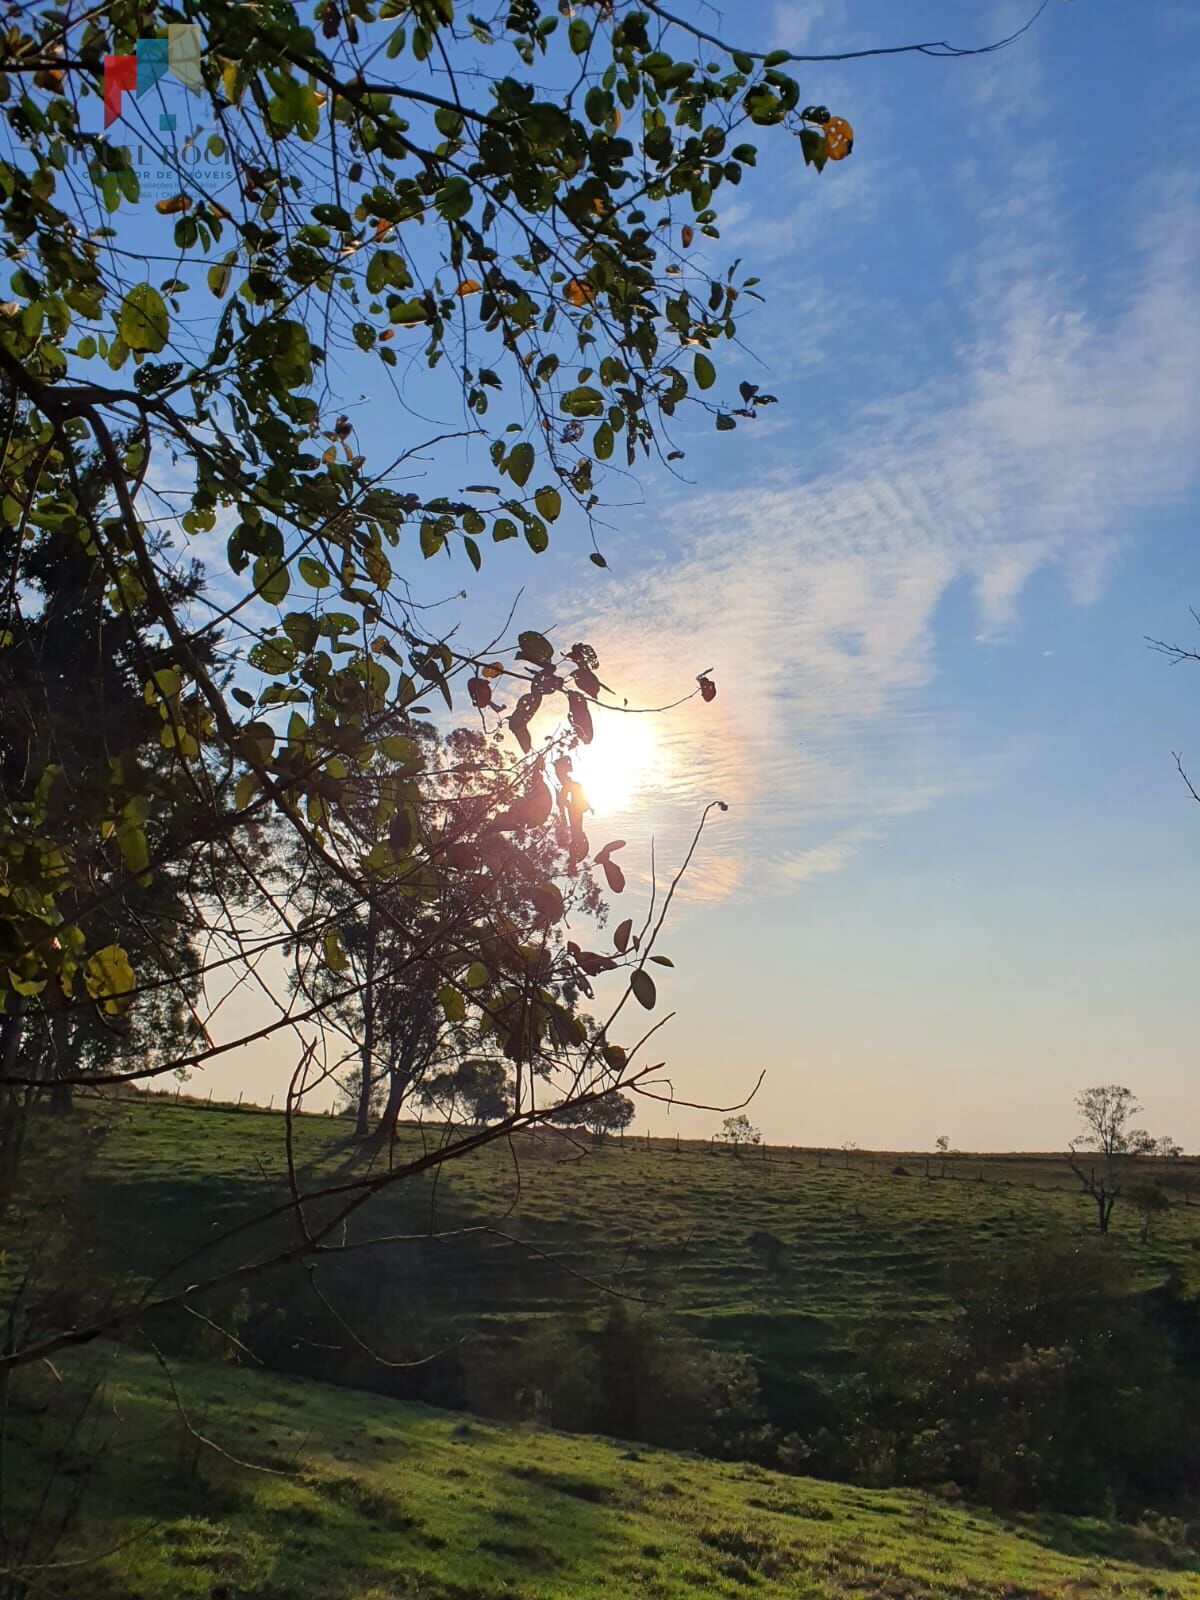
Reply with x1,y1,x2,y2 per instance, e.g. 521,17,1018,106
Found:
0,1004,28,1206
47,1011,73,1114
354,904,378,1141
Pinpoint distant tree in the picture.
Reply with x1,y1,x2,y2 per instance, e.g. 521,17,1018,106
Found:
935,1135,950,1154
841,1140,858,1170
542,1084,635,1142
718,1114,762,1155
418,1058,510,1130
1153,1134,1184,1160
580,1091,635,1144
1068,1085,1170,1234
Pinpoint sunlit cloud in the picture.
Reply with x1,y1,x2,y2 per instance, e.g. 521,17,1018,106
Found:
572,169,1200,905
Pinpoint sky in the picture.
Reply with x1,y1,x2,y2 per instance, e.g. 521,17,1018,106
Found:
162,0,1200,1150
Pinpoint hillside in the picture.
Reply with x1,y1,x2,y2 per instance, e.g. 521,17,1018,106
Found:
8,1349,1200,1599
34,1098,1198,1370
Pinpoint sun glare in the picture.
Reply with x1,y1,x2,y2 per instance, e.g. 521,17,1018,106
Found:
571,714,658,817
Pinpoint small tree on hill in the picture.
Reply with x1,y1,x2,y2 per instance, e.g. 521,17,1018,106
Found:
1069,1085,1167,1234
583,1091,636,1144
718,1114,761,1156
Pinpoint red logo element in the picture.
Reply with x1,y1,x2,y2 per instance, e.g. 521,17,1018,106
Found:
103,54,137,127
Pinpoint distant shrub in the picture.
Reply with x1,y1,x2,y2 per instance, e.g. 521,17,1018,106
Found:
832,1236,1200,1515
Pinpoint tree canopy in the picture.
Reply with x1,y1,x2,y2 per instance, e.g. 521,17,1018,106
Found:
0,0,1039,1370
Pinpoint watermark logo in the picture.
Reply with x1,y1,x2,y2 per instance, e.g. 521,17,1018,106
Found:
103,26,202,129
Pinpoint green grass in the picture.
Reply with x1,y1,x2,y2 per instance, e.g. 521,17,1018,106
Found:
29,1097,1199,1386
7,1349,1200,1599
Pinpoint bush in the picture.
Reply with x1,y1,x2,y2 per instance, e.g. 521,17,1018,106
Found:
834,1237,1199,1514
593,1304,769,1458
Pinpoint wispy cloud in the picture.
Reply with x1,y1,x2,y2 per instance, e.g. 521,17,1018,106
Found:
574,165,1200,904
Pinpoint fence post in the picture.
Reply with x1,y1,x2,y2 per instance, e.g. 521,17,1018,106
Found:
237,1091,243,1108
267,1095,273,1111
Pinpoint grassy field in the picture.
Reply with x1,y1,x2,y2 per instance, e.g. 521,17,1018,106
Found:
7,1348,1200,1599
37,1096,1200,1376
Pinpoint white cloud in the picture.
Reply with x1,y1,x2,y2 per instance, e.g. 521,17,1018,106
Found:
572,171,1200,904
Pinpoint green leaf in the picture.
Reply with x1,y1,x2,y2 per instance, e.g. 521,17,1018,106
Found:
206,260,232,298
614,918,632,954
534,486,561,522
119,284,169,353
324,931,348,972
507,442,534,487
524,518,548,554
252,555,291,605
298,555,330,588
561,385,604,418
465,961,490,989
693,353,715,390
389,299,427,325
568,17,591,53
379,734,423,771
420,521,445,558
630,969,656,1010
117,823,150,879
800,127,828,172
593,423,614,461
146,667,181,699
437,983,466,1022
435,176,472,221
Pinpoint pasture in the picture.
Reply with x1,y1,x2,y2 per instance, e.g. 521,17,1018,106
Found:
7,1348,1199,1599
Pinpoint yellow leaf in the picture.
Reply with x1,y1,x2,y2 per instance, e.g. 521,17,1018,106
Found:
84,944,136,1015
565,278,595,308
456,278,481,296
824,115,854,161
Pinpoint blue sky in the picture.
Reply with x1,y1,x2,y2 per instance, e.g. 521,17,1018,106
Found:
526,0,1200,1150
168,1,1200,1148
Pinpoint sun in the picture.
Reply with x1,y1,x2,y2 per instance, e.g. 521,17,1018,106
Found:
570,713,658,817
